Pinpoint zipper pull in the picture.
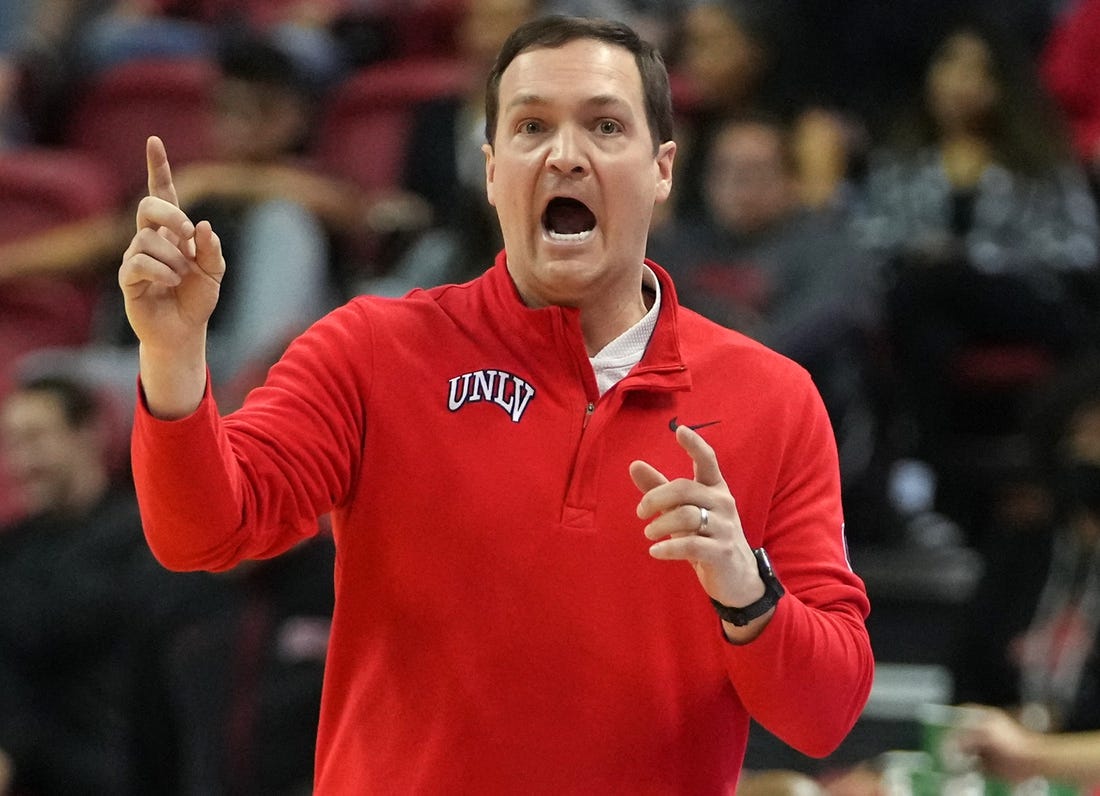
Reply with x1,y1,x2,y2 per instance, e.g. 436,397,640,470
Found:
582,402,595,428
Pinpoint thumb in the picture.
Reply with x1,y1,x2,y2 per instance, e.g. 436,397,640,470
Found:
629,459,669,494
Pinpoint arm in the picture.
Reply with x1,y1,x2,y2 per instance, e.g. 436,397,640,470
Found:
631,381,874,755
955,706,1100,788
171,160,432,237
131,299,368,571
720,381,872,756
0,212,131,282
125,145,364,571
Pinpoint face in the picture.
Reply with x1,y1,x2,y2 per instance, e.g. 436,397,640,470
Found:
460,0,536,71
680,4,763,109
1066,404,1100,465
484,38,675,310
705,122,795,235
212,78,308,161
926,32,999,134
0,391,98,516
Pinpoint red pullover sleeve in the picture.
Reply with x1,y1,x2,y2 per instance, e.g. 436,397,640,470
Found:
131,304,370,571
723,378,873,757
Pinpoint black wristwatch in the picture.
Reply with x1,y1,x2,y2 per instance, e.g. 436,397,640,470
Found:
710,547,784,627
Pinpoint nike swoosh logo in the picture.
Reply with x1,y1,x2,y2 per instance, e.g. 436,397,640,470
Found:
668,417,722,432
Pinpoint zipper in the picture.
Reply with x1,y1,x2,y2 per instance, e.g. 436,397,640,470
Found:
582,402,595,429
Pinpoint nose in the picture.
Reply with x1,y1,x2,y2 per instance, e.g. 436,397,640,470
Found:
545,126,589,176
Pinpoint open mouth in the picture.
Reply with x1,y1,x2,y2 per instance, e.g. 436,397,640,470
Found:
542,197,596,243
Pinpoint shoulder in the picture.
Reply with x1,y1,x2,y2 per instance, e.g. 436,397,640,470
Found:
676,306,811,384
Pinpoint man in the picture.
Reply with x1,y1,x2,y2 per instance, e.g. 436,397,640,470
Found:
0,375,138,793
120,16,872,793
649,115,877,366
0,375,213,794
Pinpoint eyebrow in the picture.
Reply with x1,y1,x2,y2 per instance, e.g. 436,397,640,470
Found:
505,93,633,115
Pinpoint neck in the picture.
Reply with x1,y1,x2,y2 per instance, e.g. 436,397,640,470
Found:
581,270,656,355
941,135,992,188
1074,511,1100,547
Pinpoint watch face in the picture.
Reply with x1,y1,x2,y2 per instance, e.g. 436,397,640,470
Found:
754,547,776,578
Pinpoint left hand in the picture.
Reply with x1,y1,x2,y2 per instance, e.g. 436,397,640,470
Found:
629,425,766,614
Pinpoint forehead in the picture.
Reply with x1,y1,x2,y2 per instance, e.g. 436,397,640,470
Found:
499,38,645,110
713,124,782,160
935,32,992,68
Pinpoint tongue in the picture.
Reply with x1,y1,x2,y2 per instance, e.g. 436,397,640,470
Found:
546,198,595,235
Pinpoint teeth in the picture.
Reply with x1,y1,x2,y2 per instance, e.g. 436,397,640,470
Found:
547,229,594,243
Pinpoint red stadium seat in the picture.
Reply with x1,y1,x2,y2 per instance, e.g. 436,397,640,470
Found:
65,57,218,198
354,0,467,58
0,146,124,406
312,57,475,193
0,147,123,243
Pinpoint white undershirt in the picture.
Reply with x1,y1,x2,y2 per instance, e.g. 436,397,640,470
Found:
589,265,661,396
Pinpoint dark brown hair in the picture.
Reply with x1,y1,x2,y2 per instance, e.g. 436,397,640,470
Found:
18,375,99,430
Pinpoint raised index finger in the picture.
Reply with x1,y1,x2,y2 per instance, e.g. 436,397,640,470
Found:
675,425,725,488
146,135,179,206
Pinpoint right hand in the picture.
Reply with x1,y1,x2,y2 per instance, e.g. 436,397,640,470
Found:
952,706,1037,784
119,135,225,356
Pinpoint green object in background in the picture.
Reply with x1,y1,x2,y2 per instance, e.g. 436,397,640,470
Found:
909,704,1081,795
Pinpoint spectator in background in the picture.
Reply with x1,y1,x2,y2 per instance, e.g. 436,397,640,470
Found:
0,374,215,795
856,18,1098,277
951,357,1100,737
853,17,1100,535
666,0,867,229
954,706,1100,790
374,0,538,297
0,31,428,384
666,0,780,219
648,115,878,374
0,0,92,146
72,0,353,90
647,115,885,542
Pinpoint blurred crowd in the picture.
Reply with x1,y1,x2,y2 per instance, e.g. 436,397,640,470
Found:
3,0,1100,793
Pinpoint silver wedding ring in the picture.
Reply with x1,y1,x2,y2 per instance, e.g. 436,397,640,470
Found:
698,506,709,533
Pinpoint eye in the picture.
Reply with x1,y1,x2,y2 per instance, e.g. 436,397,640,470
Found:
518,119,544,135
597,119,622,135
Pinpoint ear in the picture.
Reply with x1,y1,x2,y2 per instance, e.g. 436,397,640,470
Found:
653,140,676,204
483,143,497,207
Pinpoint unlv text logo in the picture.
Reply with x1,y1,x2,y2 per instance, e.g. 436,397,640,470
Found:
447,369,536,423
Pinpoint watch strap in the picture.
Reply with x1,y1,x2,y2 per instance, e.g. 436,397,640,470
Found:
710,547,784,627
